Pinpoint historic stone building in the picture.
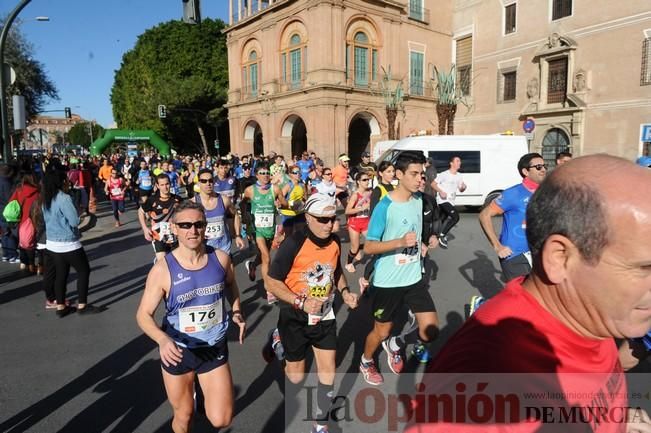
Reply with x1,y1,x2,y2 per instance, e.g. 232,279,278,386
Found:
224,0,651,164
24,113,87,152
224,0,452,164
452,0,651,163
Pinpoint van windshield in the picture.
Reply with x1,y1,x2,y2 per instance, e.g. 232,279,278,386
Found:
375,149,401,165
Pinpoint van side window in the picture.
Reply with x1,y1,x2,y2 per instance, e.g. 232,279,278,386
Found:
429,151,481,173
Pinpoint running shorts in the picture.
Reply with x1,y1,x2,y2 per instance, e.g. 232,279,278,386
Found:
347,217,369,233
371,278,436,323
277,306,337,362
161,338,229,375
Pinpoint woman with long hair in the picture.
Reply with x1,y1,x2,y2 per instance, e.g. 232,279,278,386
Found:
8,171,40,271
344,171,372,273
42,170,99,317
279,164,307,237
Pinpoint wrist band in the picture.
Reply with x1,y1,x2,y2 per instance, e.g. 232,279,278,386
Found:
293,295,307,310
340,286,350,295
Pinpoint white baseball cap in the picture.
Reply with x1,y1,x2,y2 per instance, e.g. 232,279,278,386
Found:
304,193,337,217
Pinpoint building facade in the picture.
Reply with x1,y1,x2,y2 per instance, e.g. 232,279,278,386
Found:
452,0,651,163
24,113,87,152
224,0,452,165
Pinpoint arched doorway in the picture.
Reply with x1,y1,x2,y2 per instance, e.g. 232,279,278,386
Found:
244,120,263,156
348,112,380,165
281,115,307,158
542,128,570,168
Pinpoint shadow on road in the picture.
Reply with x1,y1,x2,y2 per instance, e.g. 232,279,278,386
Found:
457,250,504,299
0,334,161,433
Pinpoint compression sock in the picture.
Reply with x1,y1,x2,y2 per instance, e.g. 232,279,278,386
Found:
316,382,335,423
347,250,357,265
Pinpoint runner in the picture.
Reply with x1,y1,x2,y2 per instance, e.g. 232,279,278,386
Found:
138,174,183,262
265,192,359,433
136,160,154,204
213,159,238,201
136,201,246,433
104,167,127,227
359,151,439,385
192,168,245,254
431,155,467,248
279,165,307,237
296,151,315,183
344,171,371,273
332,154,350,208
478,152,546,282
241,164,287,302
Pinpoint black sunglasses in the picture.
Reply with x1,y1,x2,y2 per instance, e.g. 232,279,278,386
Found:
198,178,214,184
323,172,332,176
291,170,300,175
176,221,207,230
528,164,548,171
312,215,337,224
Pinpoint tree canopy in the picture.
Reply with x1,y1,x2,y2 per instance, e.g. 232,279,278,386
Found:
67,121,106,147
111,18,229,155
1,17,59,128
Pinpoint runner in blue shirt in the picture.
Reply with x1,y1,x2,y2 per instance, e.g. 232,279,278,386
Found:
296,152,315,183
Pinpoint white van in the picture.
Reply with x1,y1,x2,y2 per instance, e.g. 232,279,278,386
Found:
376,135,529,207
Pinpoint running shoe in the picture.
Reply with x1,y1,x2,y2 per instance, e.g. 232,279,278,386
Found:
45,299,71,310
245,260,256,282
412,343,430,364
311,423,329,433
1,257,8,262
359,359,384,386
438,235,448,249
9,257,20,264
469,295,485,316
262,328,285,362
77,305,104,315
381,339,404,375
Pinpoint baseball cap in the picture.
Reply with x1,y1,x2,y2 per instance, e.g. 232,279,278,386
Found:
338,153,350,162
304,193,337,217
361,151,370,158
242,163,251,170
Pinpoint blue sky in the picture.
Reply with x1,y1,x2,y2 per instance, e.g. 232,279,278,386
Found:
7,0,229,127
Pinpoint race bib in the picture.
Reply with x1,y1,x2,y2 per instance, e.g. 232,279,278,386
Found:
157,221,172,236
308,294,335,326
141,178,152,187
178,301,223,334
254,213,274,228
205,220,225,239
395,242,420,266
111,187,122,196
220,189,235,197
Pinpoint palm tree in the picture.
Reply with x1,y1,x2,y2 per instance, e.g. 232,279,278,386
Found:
377,66,405,140
432,64,468,135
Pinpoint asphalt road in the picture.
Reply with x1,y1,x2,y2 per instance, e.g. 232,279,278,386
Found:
0,201,507,433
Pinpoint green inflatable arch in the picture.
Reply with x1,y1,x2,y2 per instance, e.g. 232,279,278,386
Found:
89,129,171,157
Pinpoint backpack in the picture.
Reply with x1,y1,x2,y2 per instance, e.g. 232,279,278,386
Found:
2,199,21,223
18,218,36,249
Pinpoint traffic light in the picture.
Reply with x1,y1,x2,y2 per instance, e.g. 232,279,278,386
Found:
182,0,201,24
64,107,71,119
158,104,167,119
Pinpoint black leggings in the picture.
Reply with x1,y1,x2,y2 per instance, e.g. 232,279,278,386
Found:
42,249,56,302
51,248,91,305
438,202,459,236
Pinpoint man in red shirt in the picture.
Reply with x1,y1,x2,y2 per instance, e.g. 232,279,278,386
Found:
405,155,651,433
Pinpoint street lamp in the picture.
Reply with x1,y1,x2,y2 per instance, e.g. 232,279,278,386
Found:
0,0,49,161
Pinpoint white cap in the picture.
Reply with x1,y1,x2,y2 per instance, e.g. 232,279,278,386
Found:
304,193,337,217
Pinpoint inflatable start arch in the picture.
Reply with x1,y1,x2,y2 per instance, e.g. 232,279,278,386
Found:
90,129,171,157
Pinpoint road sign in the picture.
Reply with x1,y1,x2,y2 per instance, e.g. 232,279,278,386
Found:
641,124,651,142
523,118,536,133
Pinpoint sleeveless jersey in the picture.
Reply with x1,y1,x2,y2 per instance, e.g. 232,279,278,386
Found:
279,180,305,217
162,252,228,348
196,193,231,253
251,185,276,239
348,190,371,225
138,169,153,191
213,176,236,199
107,177,124,201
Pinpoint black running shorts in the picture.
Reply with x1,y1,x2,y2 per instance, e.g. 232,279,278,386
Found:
371,279,436,323
161,338,229,375
277,306,337,362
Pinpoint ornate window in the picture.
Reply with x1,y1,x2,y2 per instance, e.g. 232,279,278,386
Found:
242,49,261,99
281,33,307,90
547,57,568,104
542,128,570,167
346,31,378,87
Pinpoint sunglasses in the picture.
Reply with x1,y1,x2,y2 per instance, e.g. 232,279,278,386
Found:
323,172,332,176
359,178,370,182
528,164,548,171
257,171,270,175
176,221,207,230
291,170,300,175
198,178,214,184
312,215,337,224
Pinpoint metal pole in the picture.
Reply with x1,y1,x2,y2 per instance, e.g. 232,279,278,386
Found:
0,0,32,161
